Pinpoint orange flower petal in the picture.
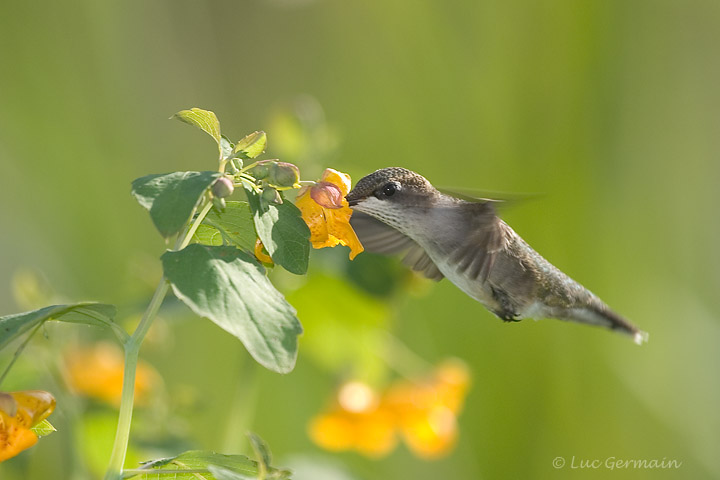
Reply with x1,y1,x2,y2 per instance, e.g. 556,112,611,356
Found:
65,343,158,407
320,169,352,196
380,359,471,459
400,405,457,459
352,409,397,457
326,212,364,260
11,391,56,427
309,381,398,458
434,359,471,413
308,412,355,451
294,170,364,259
0,390,55,462
296,189,331,247
0,420,38,462
254,239,274,265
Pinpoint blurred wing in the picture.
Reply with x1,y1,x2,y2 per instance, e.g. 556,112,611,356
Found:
447,202,510,282
350,211,444,281
437,187,543,207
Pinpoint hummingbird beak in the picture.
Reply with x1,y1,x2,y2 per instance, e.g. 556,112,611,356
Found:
345,192,362,207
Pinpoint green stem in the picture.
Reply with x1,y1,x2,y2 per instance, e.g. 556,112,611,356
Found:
121,468,211,478
377,330,433,380
234,173,259,189
104,200,215,480
237,159,261,174
103,279,169,480
180,201,213,250
222,360,259,452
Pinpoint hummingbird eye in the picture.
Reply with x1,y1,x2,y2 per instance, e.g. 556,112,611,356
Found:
381,182,398,197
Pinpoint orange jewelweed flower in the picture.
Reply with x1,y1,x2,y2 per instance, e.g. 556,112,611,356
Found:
385,359,470,459
0,390,56,462
308,381,396,458
253,238,274,265
398,403,458,459
308,361,471,460
295,168,364,260
64,342,158,407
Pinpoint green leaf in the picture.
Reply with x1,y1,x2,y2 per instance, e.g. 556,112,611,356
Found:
192,201,256,251
131,450,291,480
31,419,56,437
162,244,302,374
173,108,222,148
192,224,225,246
248,432,272,471
234,131,267,159
220,135,234,161
207,466,255,480
132,171,221,238
245,189,310,275
0,303,118,350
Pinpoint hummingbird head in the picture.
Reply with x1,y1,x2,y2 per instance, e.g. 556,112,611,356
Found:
345,167,440,230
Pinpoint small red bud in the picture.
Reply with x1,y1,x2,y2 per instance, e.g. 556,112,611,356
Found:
212,177,234,198
310,181,344,209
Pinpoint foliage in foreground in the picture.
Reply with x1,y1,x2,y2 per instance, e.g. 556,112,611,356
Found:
0,108,363,479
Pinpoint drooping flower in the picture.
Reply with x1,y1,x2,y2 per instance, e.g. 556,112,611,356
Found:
254,239,274,265
308,359,471,459
386,359,470,459
308,381,396,457
295,168,364,260
64,342,158,407
0,390,56,462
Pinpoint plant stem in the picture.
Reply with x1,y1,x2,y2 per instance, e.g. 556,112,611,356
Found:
121,468,211,477
377,330,433,380
104,199,215,480
222,359,258,452
104,279,169,480
180,200,213,250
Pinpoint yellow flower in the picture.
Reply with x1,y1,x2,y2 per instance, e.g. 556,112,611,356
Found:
64,342,158,407
398,404,458,459
308,381,396,458
309,408,397,457
385,359,470,459
308,361,471,460
253,238,274,265
0,390,56,463
295,168,364,260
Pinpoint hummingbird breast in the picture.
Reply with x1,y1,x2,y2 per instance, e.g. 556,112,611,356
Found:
413,215,537,319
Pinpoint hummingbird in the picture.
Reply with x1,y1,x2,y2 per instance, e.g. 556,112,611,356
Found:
346,167,648,344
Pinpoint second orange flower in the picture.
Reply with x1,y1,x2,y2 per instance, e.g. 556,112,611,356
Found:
295,168,364,260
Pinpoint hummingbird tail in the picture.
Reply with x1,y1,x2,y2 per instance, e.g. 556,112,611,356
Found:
565,303,649,345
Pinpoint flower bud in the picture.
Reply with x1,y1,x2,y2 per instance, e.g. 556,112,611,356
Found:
310,181,344,209
269,162,300,187
262,186,283,204
246,159,274,180
212,196,226,210
212,177,234,198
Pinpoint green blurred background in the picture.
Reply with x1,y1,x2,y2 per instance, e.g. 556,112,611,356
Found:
1,0,719,479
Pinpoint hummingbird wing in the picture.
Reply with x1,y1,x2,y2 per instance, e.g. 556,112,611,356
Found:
350,211,444,281
447,202,510,282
